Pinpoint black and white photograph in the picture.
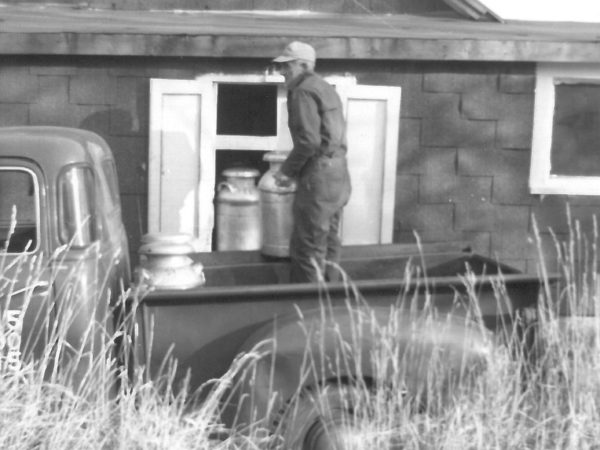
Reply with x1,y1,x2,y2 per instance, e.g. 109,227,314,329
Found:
1,1,599,448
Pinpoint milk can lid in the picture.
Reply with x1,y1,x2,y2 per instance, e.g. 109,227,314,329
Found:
139,242,195,256
140,232,203,252
263,151,290,163
222,167,260,179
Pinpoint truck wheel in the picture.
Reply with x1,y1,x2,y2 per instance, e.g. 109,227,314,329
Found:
275,383,365,450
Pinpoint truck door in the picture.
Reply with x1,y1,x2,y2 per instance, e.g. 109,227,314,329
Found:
54,154,129,387
55,164,109,355
0,163,52,369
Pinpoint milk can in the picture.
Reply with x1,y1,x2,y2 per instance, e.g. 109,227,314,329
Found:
136,233,205,290
258,151,297,257
216,167,262,251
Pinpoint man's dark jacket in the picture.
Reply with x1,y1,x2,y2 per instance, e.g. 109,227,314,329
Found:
280,71,348,177
280,71,351,282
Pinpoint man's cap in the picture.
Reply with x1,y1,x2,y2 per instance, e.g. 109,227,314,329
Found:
273,41,316,63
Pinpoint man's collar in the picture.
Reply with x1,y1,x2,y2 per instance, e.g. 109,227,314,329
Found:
288,71,314,90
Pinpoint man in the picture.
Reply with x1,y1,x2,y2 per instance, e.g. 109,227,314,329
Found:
272,41,352,283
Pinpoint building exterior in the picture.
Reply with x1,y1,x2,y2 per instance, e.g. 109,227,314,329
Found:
1,1,600,271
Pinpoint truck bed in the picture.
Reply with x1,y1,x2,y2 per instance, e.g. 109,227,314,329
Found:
135,242,551,399
195,241,520,287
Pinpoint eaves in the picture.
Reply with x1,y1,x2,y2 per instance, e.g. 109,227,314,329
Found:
1,4,600,62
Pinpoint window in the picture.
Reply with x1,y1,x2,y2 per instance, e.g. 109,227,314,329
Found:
101,159,121,207
530,63,600,195
0,168,39,253
210,76,292,152
87,141,120,210
58,165,97,247
217,84,278,136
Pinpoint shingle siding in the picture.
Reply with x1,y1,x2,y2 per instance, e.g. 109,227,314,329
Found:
1,56,598,271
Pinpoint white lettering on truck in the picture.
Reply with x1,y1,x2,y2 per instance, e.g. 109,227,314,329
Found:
0,309,23,371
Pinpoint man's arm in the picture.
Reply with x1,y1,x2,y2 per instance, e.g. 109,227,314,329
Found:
280,89,321,178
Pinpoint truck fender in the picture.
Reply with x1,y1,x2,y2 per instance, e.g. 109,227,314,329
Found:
232,305,493,431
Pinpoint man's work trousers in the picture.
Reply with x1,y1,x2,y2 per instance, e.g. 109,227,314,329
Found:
289,155,351,283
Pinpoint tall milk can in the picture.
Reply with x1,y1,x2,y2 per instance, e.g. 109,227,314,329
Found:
216,167,261,251
258,151,297,257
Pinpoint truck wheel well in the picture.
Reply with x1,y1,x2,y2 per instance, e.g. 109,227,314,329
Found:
270,374,375,428
270,380,372,450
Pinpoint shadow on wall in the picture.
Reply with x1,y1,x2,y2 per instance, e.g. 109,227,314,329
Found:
79,108,135,136
79,75,147,136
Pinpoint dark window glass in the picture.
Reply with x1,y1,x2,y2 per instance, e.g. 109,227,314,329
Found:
216,84,278,136
0,169,38,252
551,82,600,176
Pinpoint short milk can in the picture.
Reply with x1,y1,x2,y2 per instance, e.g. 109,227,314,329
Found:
216,167,261,251
136,233,205,290
258,151,297,257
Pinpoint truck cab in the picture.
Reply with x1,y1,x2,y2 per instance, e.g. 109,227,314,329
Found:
0,126,130,369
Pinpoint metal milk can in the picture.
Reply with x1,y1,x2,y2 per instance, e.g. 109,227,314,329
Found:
258,151,297,257
136,233,205,290
216,167,262,251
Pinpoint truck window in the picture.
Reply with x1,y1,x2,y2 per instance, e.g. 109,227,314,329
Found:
58,165,97,247
87,140,119,211
0,168,39,253
102,159,120,208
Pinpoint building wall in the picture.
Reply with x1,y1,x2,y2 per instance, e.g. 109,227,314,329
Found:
352,61,600,273
1,55,598,271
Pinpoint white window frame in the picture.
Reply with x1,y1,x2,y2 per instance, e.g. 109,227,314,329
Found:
198,73,290,151
196,73,357,152
530,63,600,196
149,74,401,249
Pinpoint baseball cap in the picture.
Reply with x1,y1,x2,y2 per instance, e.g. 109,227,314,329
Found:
273,41,316,63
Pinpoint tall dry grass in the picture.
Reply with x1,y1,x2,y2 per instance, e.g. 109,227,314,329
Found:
0,246,269,449
1,212,600,449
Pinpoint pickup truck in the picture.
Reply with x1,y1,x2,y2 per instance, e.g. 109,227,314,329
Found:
0,126,130,375
0,126,549,449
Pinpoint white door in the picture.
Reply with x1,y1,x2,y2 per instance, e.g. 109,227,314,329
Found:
148,79,215,250
337,84,401,245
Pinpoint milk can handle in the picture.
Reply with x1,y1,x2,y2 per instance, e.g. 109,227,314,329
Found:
217,182,236,193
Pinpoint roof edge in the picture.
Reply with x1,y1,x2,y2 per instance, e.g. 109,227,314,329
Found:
0,4,599,62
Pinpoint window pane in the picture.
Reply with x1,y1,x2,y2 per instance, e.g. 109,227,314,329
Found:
59,166,96,247
0,169,38,252
88,140,119,208
216,84,277,136
102,159,120,206
551,82,600,176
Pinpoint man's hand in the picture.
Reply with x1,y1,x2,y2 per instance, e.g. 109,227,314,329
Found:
273,171,293,187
